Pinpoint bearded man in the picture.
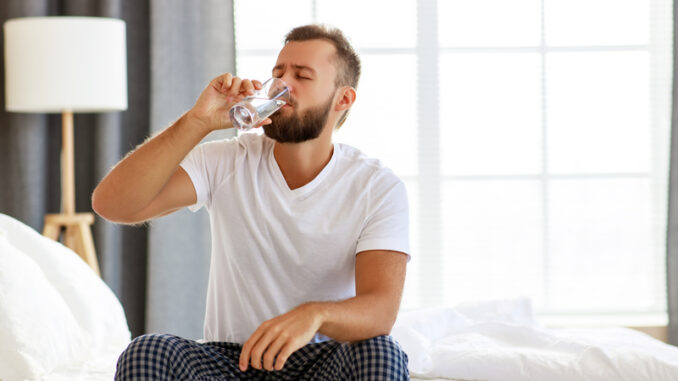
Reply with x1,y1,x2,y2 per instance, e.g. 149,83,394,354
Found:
93,24,410,380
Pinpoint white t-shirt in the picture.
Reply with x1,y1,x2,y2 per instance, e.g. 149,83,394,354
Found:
180,133,409,344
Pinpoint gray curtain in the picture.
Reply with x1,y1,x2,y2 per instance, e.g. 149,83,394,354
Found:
669,0,678,346
146,0,236,337
0,0,235,339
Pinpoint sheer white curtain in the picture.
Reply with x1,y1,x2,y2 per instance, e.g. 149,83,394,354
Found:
233,0,673,326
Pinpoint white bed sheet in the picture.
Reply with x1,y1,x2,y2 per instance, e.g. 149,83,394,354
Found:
41,352,120,381
392,299,678,381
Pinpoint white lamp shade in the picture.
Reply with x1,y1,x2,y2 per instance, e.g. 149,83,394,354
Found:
4,16,127,113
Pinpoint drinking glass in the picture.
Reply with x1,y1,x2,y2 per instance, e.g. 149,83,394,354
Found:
229,78,290,131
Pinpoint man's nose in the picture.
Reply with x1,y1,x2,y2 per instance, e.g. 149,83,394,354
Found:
279,73,295,93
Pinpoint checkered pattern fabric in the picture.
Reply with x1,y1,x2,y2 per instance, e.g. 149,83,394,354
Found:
115,333,409,380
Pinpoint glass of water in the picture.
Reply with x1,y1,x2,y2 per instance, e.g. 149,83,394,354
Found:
229,78,290,131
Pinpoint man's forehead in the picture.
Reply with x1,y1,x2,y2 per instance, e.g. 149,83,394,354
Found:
274,40,337,72
273,63,316,73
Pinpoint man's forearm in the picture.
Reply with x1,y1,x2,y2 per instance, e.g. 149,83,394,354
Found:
91,112,210,221
310,293,400,342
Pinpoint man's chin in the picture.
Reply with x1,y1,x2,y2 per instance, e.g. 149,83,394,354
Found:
262,123,288,142
264,97,331,143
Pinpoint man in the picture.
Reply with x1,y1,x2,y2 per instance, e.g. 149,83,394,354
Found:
93,24,410,380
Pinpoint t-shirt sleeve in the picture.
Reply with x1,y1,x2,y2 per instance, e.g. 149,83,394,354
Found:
179,138,239,212
355,171,411,260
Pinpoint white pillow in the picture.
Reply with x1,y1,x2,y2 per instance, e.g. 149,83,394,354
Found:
0,234,89,380
0,214,131,359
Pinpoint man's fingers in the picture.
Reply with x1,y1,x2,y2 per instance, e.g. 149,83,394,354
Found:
241,79,255,95
239,343,251,371
262,335,287,371
228,77,243,96
249,343,265,370
249,333,274,370
216,73,233,92
241,322,278,370
210,73,260,98
240,327,264,371
274,343,295,371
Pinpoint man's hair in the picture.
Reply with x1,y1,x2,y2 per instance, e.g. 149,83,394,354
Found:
285,24,361,90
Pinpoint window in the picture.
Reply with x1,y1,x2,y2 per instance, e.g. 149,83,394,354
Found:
233,0,673,326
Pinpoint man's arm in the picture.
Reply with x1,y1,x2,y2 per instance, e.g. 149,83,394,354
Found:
239,250,407,371
91,74,263,224
315,250,407,341
91,115,207,224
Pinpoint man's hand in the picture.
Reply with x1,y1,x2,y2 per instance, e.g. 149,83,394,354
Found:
187,73,270,132
239,303,326,372
237,251,406,372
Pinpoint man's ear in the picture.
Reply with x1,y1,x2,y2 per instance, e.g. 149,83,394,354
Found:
335,86,356,111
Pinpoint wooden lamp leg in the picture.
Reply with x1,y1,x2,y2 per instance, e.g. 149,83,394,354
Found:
43,223,60,241
43,213,100,276
41,110,101,276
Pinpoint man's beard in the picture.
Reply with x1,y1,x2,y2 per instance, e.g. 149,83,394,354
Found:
264,95,333,143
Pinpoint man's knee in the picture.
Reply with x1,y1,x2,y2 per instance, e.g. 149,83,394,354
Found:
350,335,409,380
120,333,180,358
116,333,183,380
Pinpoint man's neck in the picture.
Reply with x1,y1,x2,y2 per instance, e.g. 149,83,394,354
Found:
272,131,334,190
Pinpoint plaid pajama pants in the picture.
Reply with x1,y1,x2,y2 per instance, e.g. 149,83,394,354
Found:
115,333,409,380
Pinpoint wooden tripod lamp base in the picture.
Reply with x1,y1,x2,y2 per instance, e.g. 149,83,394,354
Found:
41,111,101,276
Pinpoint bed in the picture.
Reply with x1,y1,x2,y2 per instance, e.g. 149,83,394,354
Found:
1,213,677,381
397,300,678,381
0,213,130,381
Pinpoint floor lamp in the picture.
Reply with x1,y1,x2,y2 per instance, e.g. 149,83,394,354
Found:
4,17,127,276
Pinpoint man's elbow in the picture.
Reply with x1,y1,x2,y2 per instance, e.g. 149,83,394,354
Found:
381,316,397,336
363,319,395,341
92,200,117,223
91,188,109,218
374,306,399,337
91,188,135,224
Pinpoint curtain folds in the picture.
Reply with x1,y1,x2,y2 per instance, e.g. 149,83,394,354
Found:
0,0,235,339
